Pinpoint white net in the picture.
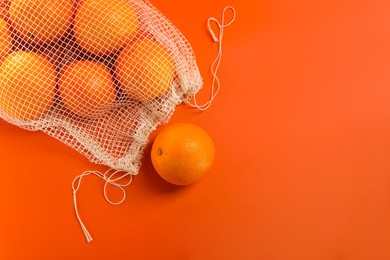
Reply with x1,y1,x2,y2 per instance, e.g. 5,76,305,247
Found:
0,0,203,174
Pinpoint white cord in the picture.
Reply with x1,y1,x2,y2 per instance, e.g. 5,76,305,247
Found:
72,169,133,243
188,6,236,110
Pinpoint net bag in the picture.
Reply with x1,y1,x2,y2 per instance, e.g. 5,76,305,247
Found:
0,0,203,173
0,0,235,242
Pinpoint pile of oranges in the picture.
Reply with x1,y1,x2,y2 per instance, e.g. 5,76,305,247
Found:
0,0,176,121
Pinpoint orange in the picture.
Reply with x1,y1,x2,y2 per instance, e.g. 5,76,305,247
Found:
58,60,116,117
0,18,12,61
115,39,175,102
9,0,74,44
74,0,139,55
0,51,56,120
151,123,215,185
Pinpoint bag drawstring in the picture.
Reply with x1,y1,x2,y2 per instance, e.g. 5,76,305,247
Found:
188,6,236,111
72,169,133,243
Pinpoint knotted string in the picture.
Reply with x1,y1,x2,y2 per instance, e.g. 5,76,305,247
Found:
188,6,236,110
72,169,133,243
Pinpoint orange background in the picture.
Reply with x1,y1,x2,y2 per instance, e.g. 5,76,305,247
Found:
1,0,390,259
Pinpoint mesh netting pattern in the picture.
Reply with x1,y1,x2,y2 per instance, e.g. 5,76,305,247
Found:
0,0,203,174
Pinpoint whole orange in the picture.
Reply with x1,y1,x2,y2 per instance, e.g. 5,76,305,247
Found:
74,0,139,55
151,123,215,185
58,60,116,117
0,51,56,120
0,18,12,61
115,39,175,102
9,0,74,44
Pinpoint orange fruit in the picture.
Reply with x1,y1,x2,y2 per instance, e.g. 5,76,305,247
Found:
115,39,175,101
0,51,56,120
58,60,116,117
0,18,12,61
9,0,74,44
74,0,139,55
151,123,215,185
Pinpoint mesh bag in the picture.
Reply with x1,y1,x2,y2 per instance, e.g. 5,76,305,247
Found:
0,0,235,242
0,0,203,173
